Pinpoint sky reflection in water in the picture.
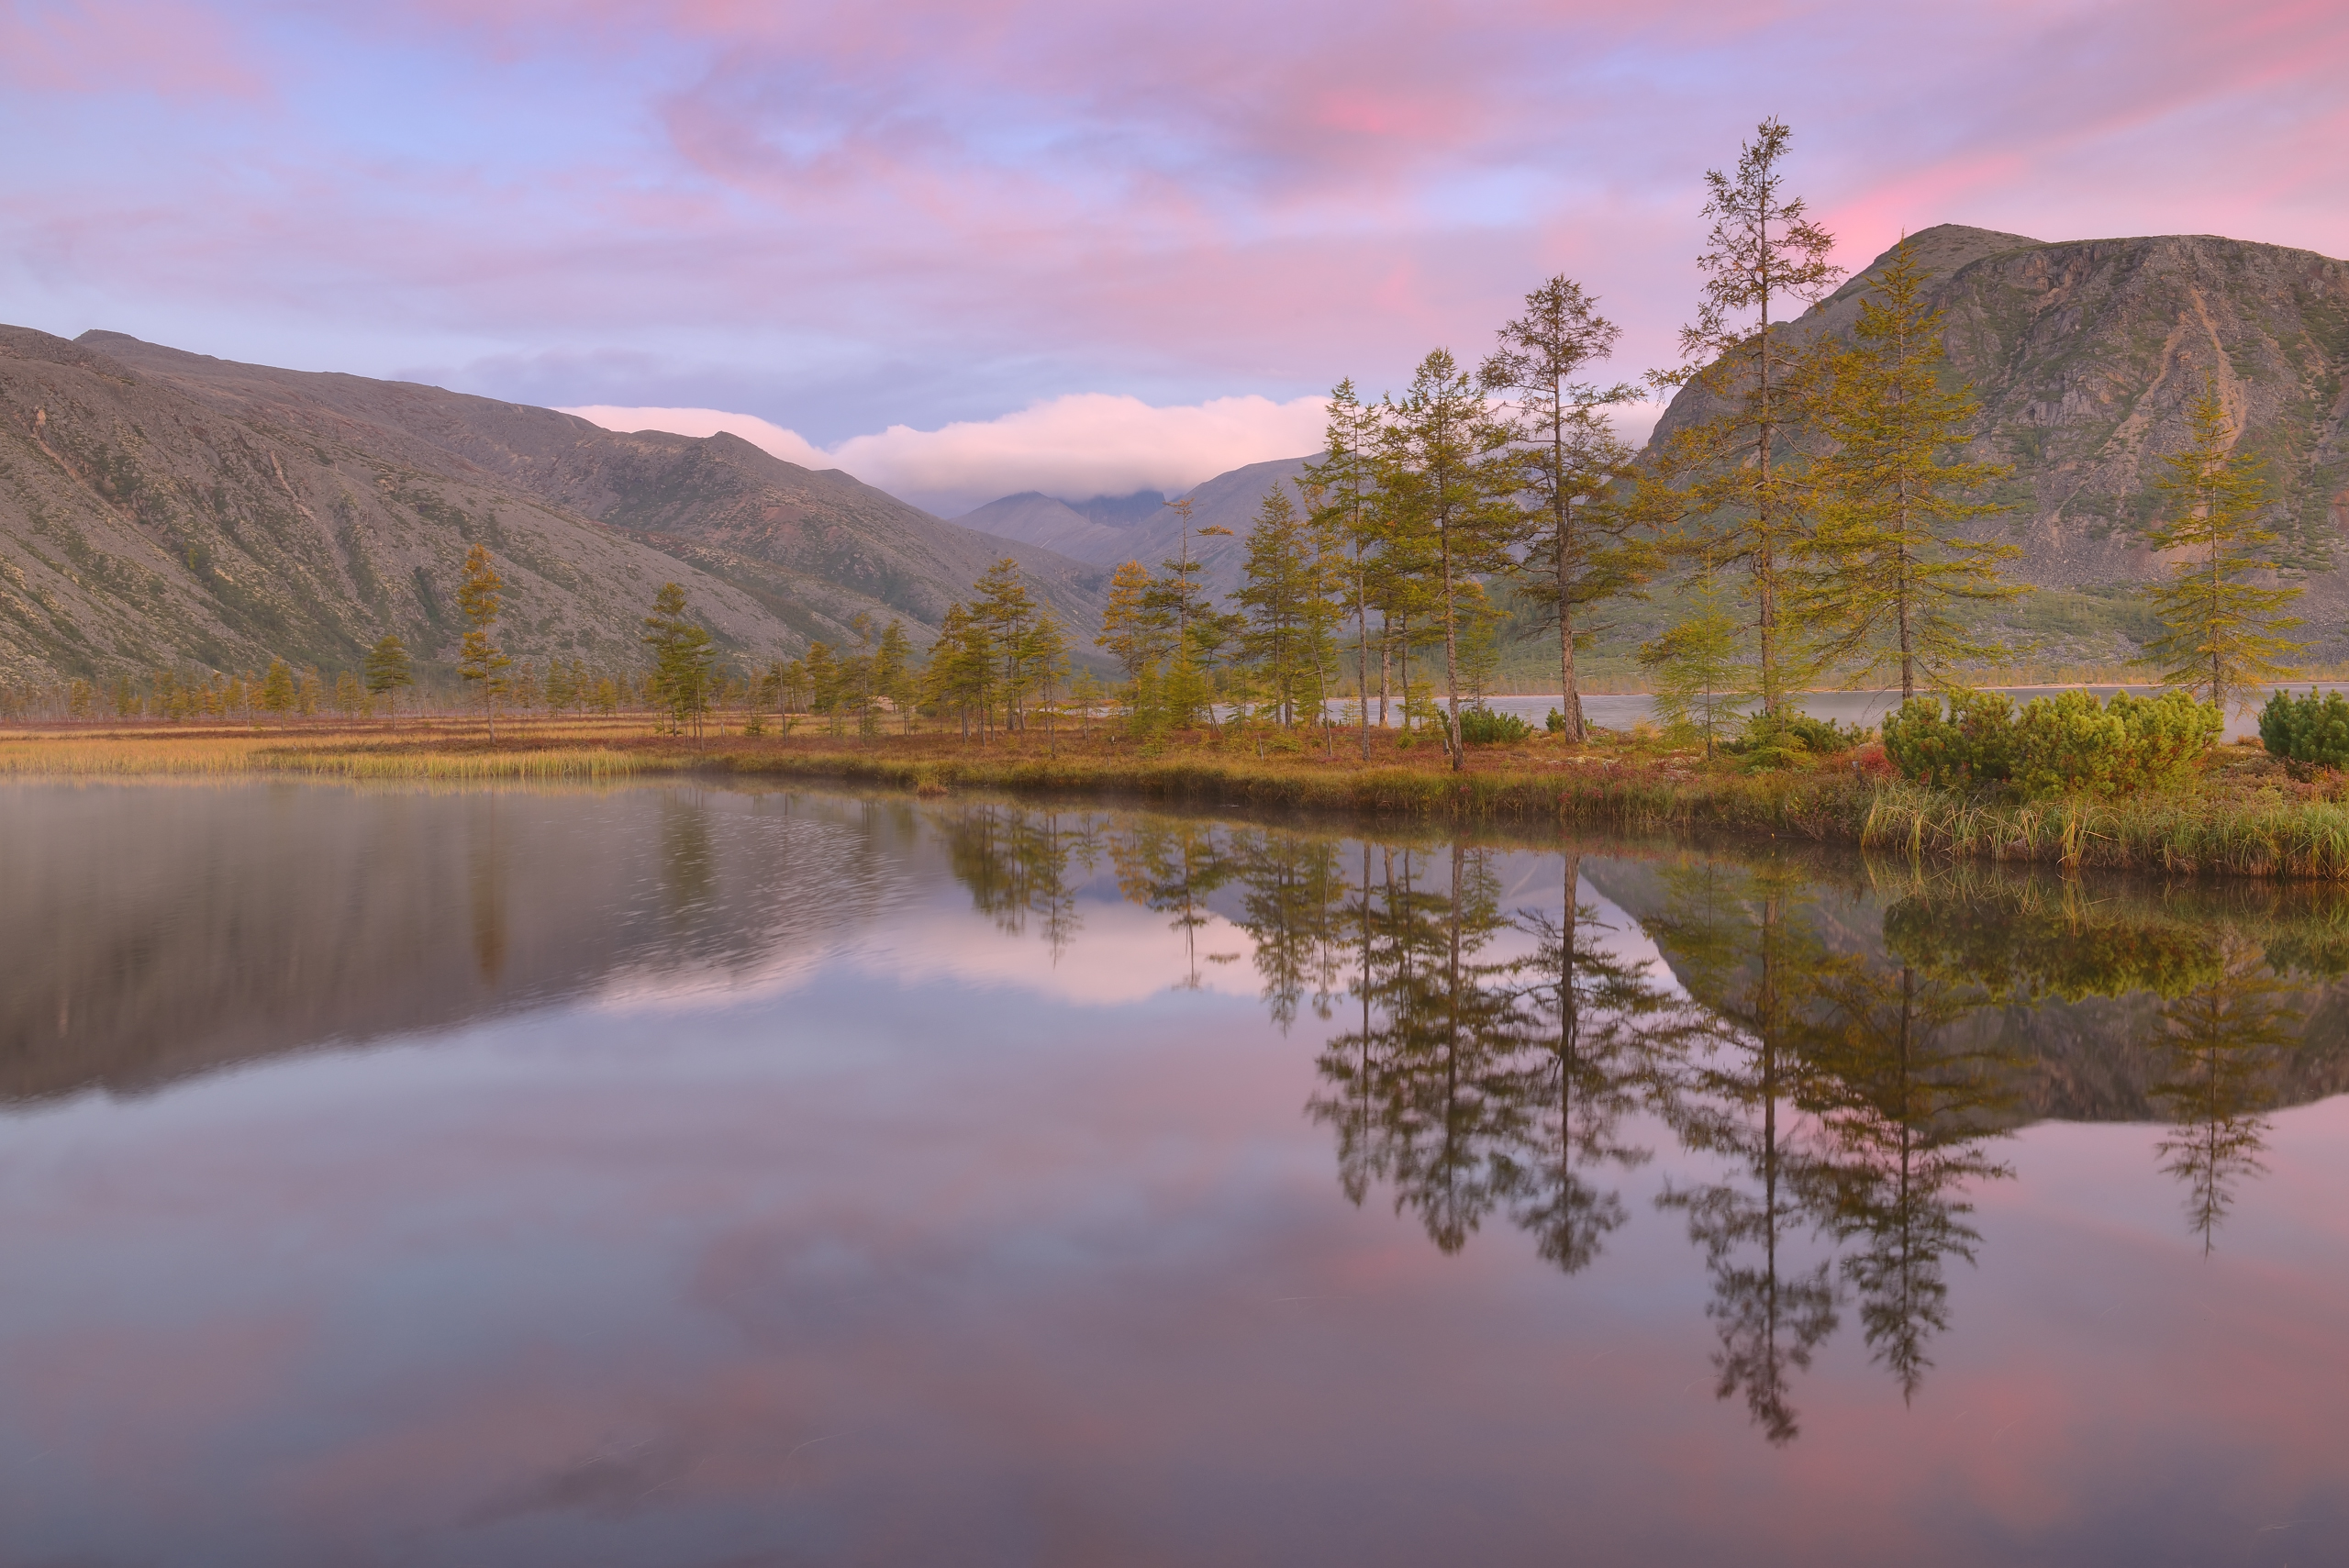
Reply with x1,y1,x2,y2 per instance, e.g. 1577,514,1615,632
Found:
2,781,2346,1566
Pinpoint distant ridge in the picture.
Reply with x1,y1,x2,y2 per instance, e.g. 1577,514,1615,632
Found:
0,328,1108,681
957,454,1320,597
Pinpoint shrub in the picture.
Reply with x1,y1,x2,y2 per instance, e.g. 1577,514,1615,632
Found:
2009,689,2126,798
2103,690,2222,792
1721,710,1871,769
1881,691,2017,790
2258,688,2349,769
1883,688,2220,797
1458,706,1533,744
1545,707,1568,734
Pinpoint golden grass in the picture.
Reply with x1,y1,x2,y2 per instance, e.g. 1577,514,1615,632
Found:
10,719,2349,879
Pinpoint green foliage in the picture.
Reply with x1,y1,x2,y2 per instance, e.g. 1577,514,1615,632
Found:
1792,236,2020,697
1233,484,1341,726
1723,709,1868,767
1884,688,2220,797
2257,688,2349,768
1640,567,1751,754
257,658,297,715
640,582,716,738
2141,380,2304,708
1455,706,1532,744
1480,273,1649,740
1651,117,1843,716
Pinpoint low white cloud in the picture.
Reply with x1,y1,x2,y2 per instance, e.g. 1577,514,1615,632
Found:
561,405,833,469
562,393,1330,516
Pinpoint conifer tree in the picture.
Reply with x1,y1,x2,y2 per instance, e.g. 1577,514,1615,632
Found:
1303,380,1389,757
640,582,717,740
1640,564,1748,758
973,558,1040,731
545,658,575,713
363,633,415,722
806,640,841,725
1379,348,1513,768
2143,380,2303,712
1482,275,1651,740
875,620,917,732
1234,484,1340,727
1655,118,1842,717
455,543,511,738
258,658,296,716
1097,560,1167,680
1025,613,1071,752
1146,497,1215,656
1792,239,2020,700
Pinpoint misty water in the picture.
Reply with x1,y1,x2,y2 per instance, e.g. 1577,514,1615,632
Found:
4,782,2347,1566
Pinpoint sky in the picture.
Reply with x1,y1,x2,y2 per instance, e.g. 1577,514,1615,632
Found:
5,1,2346,515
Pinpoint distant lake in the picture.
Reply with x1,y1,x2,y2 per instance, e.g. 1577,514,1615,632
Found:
3,781,2345,1565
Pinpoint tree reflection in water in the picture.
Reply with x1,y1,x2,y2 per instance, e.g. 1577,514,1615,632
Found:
933,802,2346,1442
2148,936,2298,1253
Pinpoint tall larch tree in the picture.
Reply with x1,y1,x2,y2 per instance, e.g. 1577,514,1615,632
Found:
1303,379,1389,757
1482,275,1651,742
1655,118,1843,717
2143,379,2303,712
1379,348,1513,769
1792,238,2020,700
455,542,511,739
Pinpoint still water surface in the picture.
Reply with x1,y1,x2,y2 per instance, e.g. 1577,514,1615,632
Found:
4,782,2348,1566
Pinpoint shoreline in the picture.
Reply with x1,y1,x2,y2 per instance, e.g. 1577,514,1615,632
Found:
7,719,2349,879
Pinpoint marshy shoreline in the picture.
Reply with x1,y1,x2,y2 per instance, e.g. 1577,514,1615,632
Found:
8,716,2349,879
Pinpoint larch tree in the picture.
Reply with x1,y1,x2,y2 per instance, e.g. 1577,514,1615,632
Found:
1791,238,2020,701
1655,117,1843,718
972,558,1039,731
258,658,296,716
1097,560,1169,682
1379,348,1513,769
363,633,414,723
2143,379,2303,713
1233,484,1340,728
1481,275,1651,741
1302,379,1389,757
640,582,717,740
455,543,511,739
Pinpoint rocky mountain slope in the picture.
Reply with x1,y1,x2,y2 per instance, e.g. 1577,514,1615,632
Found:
1652,223,2349,659
0,329,1107,684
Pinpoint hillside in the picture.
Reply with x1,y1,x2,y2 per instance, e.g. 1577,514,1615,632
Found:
0,329,1108,684
956,454,1319,599
1651,223,2349,662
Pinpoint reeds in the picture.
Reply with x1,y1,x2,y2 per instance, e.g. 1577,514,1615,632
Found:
12,724,2349,879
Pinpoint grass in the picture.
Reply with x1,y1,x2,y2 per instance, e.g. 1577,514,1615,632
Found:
9,713,2349,878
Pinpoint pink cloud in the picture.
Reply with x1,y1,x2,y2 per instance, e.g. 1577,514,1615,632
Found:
0,0,263,97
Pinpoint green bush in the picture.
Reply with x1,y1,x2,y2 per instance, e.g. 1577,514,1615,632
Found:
1883,688,2219,797
1882,691,2017,790
2009,689,2126,798
2258,688,2349,768
1458,706,1533,744
1720,709,1871,769
1545,707,1568,734
2103,690,2223,792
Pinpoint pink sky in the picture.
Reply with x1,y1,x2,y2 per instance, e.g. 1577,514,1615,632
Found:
4,0,2344,508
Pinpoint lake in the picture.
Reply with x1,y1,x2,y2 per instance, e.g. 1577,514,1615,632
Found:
3,780,2345,1566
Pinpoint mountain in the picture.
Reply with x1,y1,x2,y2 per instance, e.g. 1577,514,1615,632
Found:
1651,223,2349,660
0,328,1108,684
953,493,1136,561
957,454,1320,599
